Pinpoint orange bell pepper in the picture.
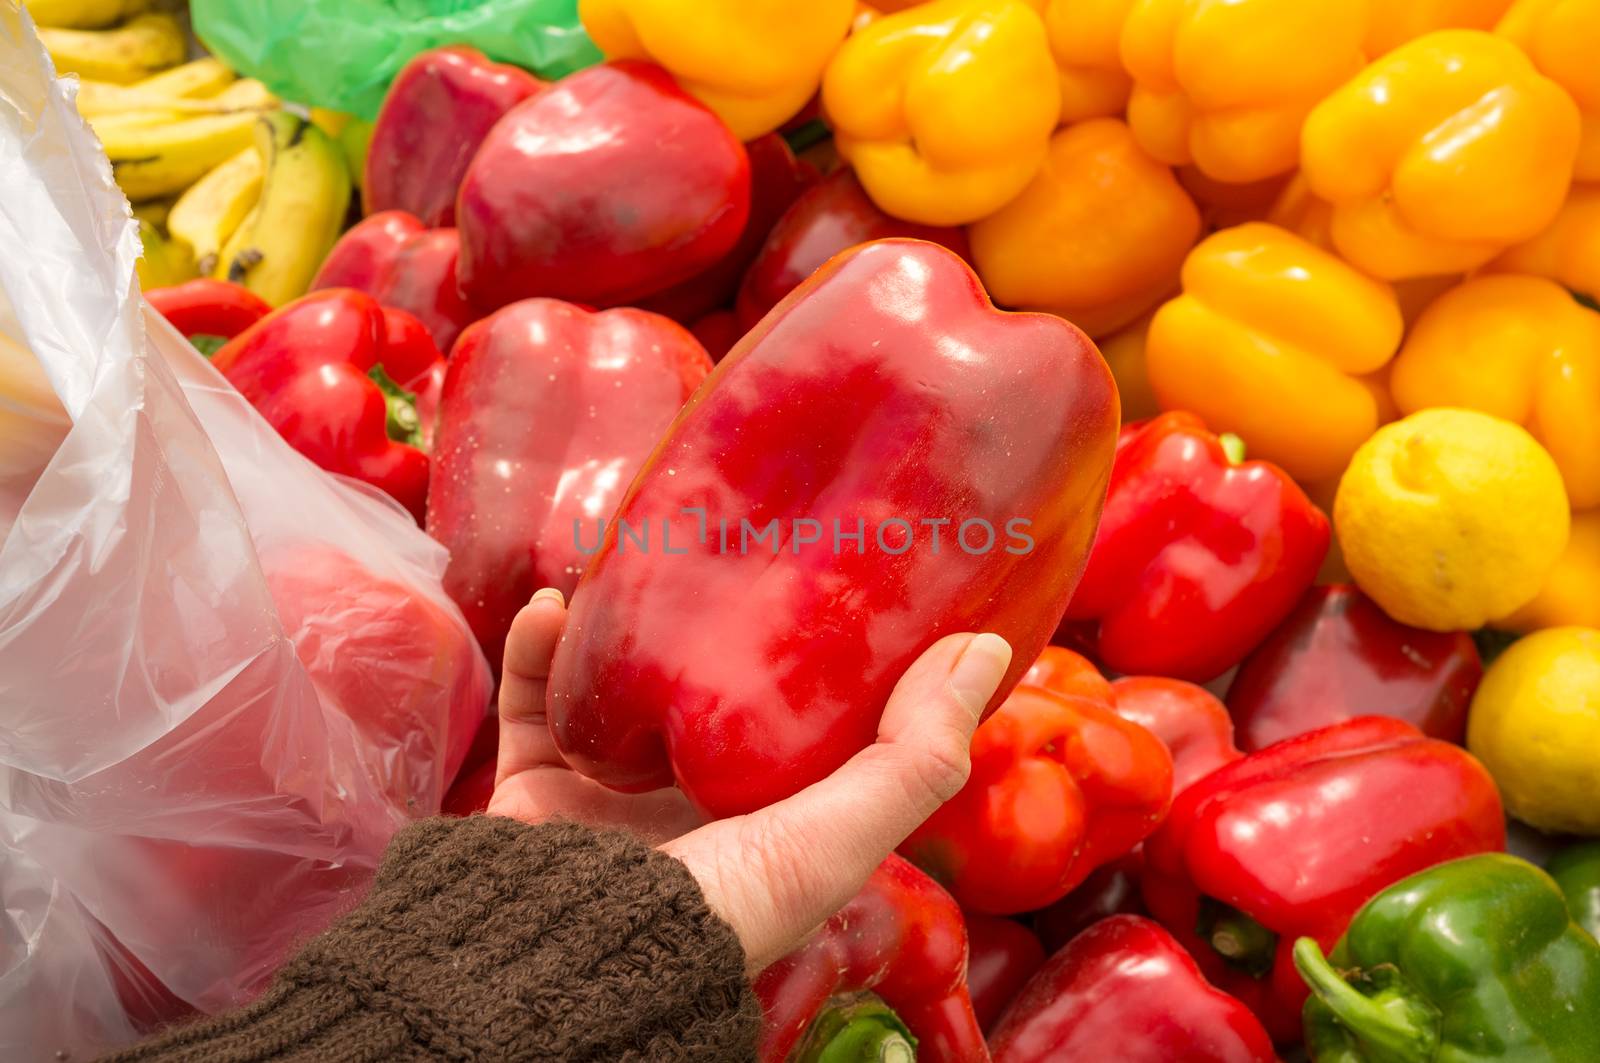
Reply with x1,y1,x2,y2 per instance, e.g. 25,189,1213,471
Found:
1145,222,1404,483
1364,0,1515,56
1491,183,1600,298
1041,0,1136,123
968,118,1200,338
1497,0,1600,180
1301,29,1581,279
1119,0,1366,183
1390,273,1600,509
1495,510,1600,632
1100,310,1161,423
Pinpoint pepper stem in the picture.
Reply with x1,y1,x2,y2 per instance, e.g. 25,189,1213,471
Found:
793,994,918,1063
368,364,421,448
1220,432,1247,465
1197,897,1278,978
1292,938,1440,1063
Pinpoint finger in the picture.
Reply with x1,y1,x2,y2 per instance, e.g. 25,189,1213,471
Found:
496,588,568,784
666,632,1012,970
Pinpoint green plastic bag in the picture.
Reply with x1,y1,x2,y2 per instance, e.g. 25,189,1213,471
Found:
192,0,603,119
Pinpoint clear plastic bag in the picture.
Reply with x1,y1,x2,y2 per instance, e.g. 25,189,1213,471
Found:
0,9,493,1055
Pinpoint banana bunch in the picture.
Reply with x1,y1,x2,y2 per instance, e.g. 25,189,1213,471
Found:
37,11,185,83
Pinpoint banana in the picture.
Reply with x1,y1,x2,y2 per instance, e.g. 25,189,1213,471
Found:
130,57,236,99
25,0,150,30
96,81,279,201
135,217,198,291
130,196,174,229
218,113,351,307
39,12,185,84
86,77,275,128
169,147,263,275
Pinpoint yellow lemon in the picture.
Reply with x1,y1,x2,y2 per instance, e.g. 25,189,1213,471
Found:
1334,408,1569,631
1467,627,1600,834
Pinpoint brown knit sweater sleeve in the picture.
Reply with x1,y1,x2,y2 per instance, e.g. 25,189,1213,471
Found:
102,816,761,1062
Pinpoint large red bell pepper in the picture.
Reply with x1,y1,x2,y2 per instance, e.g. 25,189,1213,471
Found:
211,289,446,522
546,239,1119,818
988,915,1277,1063
457,60,751,311
1111,676,1242,793
312,211,477,354
964,914,1047,1034
735,168,971,329
1141,716,1506,1043
364,46,543,228
1060,411,1329,682
425,298,713,665
899,666,1173,915
1226,583,1483,751
755,854,987,1063
146,278,271,354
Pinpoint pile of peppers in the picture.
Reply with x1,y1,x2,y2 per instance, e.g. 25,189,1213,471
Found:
131,1,1600,1058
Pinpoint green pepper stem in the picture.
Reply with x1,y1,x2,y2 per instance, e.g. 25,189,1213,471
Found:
367,364,422,448
1198,898,1278,978
1219,432,1247,465
1292,938,1438,1063
793,994,918,1063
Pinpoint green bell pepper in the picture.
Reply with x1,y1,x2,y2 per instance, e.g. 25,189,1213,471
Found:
1549,842,1600,943
1293,853,1600,1062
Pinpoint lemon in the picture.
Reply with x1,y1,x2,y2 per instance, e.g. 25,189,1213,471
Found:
1334,408,1569,631
1467,627,1600,834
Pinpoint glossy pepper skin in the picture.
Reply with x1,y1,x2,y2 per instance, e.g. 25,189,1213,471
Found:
1061,411,1330,683
969,118,1200,339
211,290,445,522
1295,854,1600,1062
821,0,1061,225
990,915,1277,1063
312,211,477,355
1492,183,1600,298
1390,273,1600,510
1498,0,1600,181
547,240,1119,819
755,854,987,1063
1302,30,1581,280
456,60,751,311
1041,0,1135,124
1143,717,1507,1044
580,0,854,140
1146,223,1404,484
425,299,712,666
735,168,970,330
900,677,1174,915
145,278,271,351
964,914,1046,1033
1227,584,1483,751
363,46,544,228
1549,842,1600,942
1119,0,1365,184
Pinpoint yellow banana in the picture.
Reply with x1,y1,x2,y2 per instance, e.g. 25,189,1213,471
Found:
219,113,351,307
131,57,235,99
213,203,259,282
85,77,274,126
169,147,264,275
24,0,150,30
101,109,261,200
135,217,198,291
130,197,173,229
39,13,185,84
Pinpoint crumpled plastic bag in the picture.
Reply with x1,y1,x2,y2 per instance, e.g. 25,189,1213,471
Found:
0,9,493,1056
192,0,602,118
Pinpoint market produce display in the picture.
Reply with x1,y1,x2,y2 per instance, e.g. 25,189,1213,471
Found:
8,0,1600,1057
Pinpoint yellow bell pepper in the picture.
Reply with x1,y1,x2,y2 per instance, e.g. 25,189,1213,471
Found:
1390,273,1600,510
1301,30,1581,280
580,0,856,140
1099,309,1161,422
1495,511,1600,631
1491,183,1600,298
821,0,1061,225
1041,0,1136,123
1145,222,1404,483
1364,0,1514,56
1118,0,1366,184
1177,166,1291,229
1497,0,1600,180
968,118,1200,337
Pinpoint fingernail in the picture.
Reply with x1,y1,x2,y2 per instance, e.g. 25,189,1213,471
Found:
531,587,565,606
949,632,1013,718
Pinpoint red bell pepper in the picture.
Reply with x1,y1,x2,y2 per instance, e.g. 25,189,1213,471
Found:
964,914,1046,1034
425,298,713,665
212,290,446,522
755,854,987,1063
1030,855,1145,954
635,133,816,325
1141,716,1506,1043
1226,583,1483,751
1111,676,1242,793
457,60,751,311
989,915,1278,1063
899,676,1173,915
364,46,543,228
441,717,499,817
146,278,271,355
735,168,971,329
1060,411,1329,682
312,211,477,354
546,239,1119,818
688,309,743,363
